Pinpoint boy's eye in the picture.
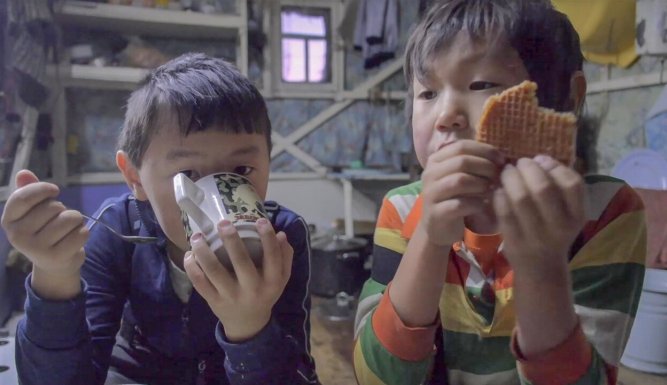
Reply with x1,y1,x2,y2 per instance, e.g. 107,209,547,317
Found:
233,166,253,176
180,170,201,181
470,81,499,91
418,90,437,100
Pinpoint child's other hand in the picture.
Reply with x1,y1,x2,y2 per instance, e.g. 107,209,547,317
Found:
0,170,88,299
184,218,293,342
419,140,504,247
493,156,585,276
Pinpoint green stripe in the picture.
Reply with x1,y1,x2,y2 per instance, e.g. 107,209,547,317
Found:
360,314,432,385
385,181,422,199
443,330,515,375
584,174,624,185
572,262,644,315
359,278,387,303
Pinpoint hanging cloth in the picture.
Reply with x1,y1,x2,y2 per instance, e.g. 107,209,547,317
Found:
353,0,399,69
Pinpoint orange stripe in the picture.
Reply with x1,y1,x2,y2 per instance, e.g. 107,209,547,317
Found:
595,185,644,234
371,283,438,361
401,196,423,239
463,229,502,274
513,324,592,385
493,254,514,290
376,198,403,231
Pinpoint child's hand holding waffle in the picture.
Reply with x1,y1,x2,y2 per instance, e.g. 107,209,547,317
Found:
478,81,586,276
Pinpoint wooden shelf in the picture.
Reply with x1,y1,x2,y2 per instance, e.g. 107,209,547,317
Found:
55,1,243,39
51,64,148,90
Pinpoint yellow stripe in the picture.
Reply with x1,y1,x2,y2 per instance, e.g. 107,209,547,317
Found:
353,339,387,385
375,227,407,254
448,368,518,385
439,284,515,337
570,210,646,270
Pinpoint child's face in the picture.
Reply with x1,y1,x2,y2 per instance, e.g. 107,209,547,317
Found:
136,123,270,252
411,32,530,167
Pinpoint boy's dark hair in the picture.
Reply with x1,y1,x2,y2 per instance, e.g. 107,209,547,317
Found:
118,53,271,167
405,0,584,115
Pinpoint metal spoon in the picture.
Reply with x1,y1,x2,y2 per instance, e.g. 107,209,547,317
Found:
81,213,158,244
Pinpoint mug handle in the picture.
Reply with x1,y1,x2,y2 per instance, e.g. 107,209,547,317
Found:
173,173,216,236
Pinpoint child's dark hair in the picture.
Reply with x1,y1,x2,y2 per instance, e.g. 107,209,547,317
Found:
405,0,584,114
118,53,271,167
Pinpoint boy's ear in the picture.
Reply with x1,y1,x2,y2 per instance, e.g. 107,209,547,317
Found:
569,71,587,115
116,151,148,201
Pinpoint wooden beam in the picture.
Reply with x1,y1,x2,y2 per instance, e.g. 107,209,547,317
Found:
270,58,404,158
272,133,327,175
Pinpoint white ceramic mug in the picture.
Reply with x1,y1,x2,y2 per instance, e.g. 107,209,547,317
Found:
173,172,267,270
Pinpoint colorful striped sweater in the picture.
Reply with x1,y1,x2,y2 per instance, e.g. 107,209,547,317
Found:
353,175,646,385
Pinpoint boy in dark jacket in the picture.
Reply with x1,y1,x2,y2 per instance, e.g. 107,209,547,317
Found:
1,53,319,385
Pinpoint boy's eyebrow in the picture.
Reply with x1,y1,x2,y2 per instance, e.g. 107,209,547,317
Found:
230,145,261,156
165,144,261,161
165,149,204,161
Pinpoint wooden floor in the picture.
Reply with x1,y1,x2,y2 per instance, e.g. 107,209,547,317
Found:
309,297,667,385
310,298,357,385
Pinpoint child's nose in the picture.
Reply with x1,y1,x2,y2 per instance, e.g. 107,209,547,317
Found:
434,106,468,132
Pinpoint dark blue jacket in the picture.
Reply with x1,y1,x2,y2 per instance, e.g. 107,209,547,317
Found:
16,193,319,385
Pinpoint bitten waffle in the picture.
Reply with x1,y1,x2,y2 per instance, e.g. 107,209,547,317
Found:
476,80,577,166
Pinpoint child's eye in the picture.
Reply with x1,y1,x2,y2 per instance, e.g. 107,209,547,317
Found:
470,81,499,91
417,90,437,100
179,170,201,181
233,166,254,176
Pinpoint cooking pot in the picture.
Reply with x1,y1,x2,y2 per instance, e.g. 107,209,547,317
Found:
309,234,369,298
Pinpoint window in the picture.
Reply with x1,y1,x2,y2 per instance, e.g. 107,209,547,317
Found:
280,7,331,84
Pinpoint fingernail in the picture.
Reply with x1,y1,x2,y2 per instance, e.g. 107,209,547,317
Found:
191,233,203,242
218,220,235,234
256,218,269,229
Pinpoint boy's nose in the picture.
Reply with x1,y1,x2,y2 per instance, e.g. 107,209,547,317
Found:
434,107,468,132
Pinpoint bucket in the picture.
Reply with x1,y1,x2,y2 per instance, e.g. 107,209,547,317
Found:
621,268,667,374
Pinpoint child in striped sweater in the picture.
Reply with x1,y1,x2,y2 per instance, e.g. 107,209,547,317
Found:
353,1,646,384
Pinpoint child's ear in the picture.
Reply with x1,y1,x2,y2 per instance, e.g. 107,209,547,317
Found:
116,151,147,201
569,71,587,116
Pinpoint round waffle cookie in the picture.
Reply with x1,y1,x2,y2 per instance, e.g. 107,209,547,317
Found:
475,80,577,166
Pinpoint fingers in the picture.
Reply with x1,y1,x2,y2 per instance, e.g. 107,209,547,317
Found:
426,172,494,202
50,225,89,266
499,164,543,233
425,154,502,182
430,140,505,166
35,209,86,247
256,218,282,282
546,162,585,223
15,169,39,188
516,158,568,226
276,232,293,283
1,181,60,224
190,233,235,295
430,196,489,220
184,251,220,300
493,188,522,243
218,221,258,288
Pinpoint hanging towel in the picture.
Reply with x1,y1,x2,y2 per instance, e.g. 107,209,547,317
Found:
353,0,399,69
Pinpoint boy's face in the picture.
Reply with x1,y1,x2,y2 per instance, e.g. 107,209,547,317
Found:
136,123,270,252
411,32,530,167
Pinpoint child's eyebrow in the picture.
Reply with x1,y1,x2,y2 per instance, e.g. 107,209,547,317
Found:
230,145,261,157
165,149,204,161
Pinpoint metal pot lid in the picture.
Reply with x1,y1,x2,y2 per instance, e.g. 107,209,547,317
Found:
311,234,368,252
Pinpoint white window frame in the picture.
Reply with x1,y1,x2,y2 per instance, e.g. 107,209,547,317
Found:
268,0,343,97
